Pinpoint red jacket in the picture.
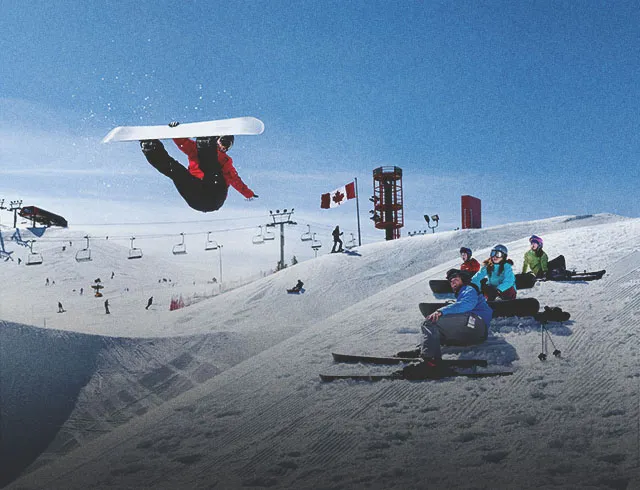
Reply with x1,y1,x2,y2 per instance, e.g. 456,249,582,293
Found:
173,138,255,198
461,257,481,274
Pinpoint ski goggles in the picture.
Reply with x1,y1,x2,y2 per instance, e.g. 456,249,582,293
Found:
490,250,506,258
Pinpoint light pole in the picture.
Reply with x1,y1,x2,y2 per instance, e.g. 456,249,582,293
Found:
424,214,440,233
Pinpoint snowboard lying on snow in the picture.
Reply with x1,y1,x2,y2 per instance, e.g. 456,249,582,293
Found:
546,269,606,282
419,297,540,318
429,273,537,294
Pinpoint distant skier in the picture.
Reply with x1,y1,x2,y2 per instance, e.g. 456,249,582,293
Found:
140,121,258,212
57,302,65,313
104,299,110,315
399,269,492,372
522,235,549,279
145,296,153,310
459,247,480,274
288,279,304,293
471,244,517,301
331,226,343,253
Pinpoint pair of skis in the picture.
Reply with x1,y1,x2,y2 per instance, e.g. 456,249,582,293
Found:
320,352,513,382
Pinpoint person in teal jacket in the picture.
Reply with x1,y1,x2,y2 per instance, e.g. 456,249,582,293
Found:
522,235,549,278
471,244,517,301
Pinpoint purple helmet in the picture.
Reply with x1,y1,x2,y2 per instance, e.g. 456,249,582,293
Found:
529,235,543,248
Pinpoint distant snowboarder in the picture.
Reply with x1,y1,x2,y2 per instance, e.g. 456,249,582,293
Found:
57,302,65,313
331,226,343,253
104,299,110,315
140,122,258,212
145,296,153,310
288,280,304,293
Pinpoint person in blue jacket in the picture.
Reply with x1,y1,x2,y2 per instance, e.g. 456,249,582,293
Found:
418,269,493,363
472,244,517,301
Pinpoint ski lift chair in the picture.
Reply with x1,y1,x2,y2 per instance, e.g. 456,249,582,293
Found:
25,240,43,265
311,233,322,257
252,226,265,245
205,232,219,251
300,225,312,242
75,235,92,262
128,237,143,259
172,233,187,255
263,225,276,241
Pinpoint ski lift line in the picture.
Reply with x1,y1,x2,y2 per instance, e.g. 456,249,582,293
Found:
72,214,271,227
29,225,259,243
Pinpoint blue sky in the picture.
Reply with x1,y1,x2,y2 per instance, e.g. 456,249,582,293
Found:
1,0,639,242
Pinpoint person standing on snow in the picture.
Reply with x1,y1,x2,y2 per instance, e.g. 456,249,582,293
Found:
104,299,110,315
399,269,492,372
140,121,258,212
459,247,481,274
331,226,344,253
145,296,153,310
471,244,517,301
522,235,549,279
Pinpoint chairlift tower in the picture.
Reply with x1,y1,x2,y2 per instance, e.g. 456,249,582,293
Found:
9,200,22,228
371,167,403,240
267,208,297,270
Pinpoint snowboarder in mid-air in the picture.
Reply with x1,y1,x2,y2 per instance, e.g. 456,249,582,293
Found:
140,122,258,212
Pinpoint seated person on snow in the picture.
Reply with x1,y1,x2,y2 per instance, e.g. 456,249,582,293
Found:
409,269,492,368
290,279,304,292
459,247,481,274
522,235,548,279
471,244,517,301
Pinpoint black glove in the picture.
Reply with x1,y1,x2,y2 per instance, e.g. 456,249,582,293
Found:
246,195,258,201
168,121,180,128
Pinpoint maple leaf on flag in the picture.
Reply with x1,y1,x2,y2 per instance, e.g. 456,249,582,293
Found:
332,190,345,205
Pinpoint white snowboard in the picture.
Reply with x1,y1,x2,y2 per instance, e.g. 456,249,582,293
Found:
102,116,264,143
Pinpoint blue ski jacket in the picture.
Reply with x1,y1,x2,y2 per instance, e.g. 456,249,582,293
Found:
439,285,493,327
472,262,516,293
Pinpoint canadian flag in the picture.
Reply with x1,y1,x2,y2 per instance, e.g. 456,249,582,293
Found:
321,181,356,209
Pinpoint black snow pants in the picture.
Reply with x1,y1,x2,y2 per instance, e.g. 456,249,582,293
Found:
141,138,228,212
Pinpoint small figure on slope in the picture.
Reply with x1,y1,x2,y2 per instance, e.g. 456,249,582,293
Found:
331,226,343,253
287,279,304,294
57,301,65,313
522,235,548,279
140,122,258,212
471,244,517,301
459,247,481,274
401,269,493,376
145,296,153,310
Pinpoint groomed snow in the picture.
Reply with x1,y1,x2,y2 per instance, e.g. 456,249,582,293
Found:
2,213,639,489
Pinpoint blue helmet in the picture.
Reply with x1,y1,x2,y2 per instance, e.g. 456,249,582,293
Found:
459,247,472,258
491,244,508,257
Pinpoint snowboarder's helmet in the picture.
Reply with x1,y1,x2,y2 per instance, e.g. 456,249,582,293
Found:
460,247,472,258
529,235,543,248
219,135,234,150
446,268,472,284
490,244,508,258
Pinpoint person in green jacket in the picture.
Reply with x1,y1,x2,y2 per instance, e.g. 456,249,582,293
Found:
522,235,548,278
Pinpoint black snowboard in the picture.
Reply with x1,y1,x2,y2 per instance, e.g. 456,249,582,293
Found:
287,288,305,294
419,297,540,318
547,270,606,282
429,273,537,294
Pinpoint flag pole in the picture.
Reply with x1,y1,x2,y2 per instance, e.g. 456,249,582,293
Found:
355,177,362,246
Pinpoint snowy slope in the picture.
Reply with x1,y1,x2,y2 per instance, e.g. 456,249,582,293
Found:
3,214,639,490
